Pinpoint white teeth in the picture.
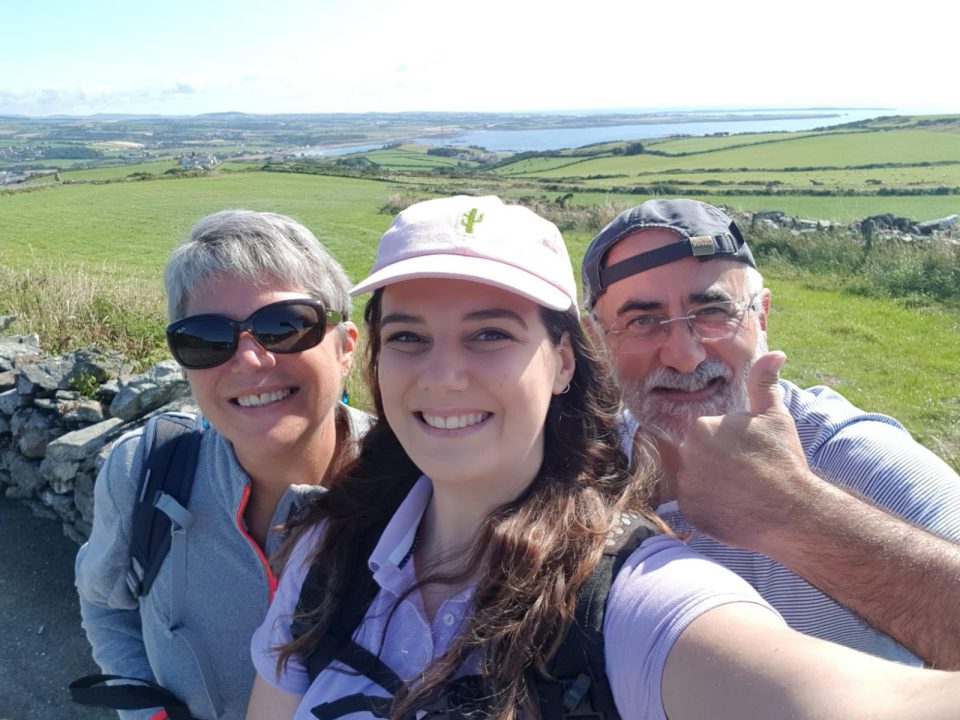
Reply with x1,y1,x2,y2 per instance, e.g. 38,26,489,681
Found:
422,412,488,430
236,389,292,407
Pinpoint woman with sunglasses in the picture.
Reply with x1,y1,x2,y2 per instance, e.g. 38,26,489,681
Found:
76,209,371,720
247,196,960,720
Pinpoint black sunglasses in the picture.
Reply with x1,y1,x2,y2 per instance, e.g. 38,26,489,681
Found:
166,298,343,369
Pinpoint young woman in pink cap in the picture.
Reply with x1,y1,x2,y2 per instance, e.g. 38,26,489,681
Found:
247,196,960,720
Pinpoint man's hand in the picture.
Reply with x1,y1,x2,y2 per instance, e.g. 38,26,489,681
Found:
675,351,818,551
673,351,960,668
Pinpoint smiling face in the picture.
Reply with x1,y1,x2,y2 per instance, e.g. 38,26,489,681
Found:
592,229,770,445
182,274,356,472
376,278,574,505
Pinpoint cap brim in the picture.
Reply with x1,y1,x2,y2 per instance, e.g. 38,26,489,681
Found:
350,254,573,311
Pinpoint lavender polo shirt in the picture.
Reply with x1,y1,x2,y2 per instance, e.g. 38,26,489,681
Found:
251,476,777,720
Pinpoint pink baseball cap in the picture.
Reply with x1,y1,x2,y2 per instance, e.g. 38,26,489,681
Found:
350,195,576,311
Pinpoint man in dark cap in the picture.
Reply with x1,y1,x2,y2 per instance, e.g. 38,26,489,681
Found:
583,198,960,668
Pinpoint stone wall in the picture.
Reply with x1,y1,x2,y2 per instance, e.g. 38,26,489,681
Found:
0,332,196,544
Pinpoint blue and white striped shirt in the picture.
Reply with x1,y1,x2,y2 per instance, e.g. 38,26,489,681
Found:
622,379,960,665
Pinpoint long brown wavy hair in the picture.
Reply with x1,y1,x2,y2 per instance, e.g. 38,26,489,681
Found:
277,288,662,720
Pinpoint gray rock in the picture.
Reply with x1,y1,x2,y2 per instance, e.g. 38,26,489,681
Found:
40,489,78,522
0,334,42,372
11,408,60,459
96,377,122,403
109,360,189,421
0,388,31,415
14,348,128,398
34,395,104,426
66,348,129,390
62,399,105,426
918,214,960,234
7,454,45,495
42,417,125,464
18,356,74,395
41,454,80,493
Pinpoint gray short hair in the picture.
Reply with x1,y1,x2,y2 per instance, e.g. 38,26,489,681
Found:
164,209,352,322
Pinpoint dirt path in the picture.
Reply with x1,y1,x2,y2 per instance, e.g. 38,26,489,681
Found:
0,495,111,720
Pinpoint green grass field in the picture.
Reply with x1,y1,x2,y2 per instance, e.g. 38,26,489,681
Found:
3,117,959,468
504,130,960,180
59,160,181,181
0,172,395,281
767,269,960,460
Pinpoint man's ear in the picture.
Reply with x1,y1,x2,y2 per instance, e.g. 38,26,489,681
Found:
757,289,772,332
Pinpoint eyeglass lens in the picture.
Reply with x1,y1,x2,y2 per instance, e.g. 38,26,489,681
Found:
610,299,753,352
168,301,324,369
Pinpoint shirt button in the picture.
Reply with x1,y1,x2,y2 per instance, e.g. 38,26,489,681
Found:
442,613,455,626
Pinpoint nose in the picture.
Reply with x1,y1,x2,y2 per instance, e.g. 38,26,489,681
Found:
232,331,277,370
417,341,468,393
656,320,706,374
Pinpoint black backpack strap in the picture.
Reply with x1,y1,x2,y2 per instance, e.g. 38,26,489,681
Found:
300,512,660,720
126,413,204,598
311,693,394,720
536,512,660,720
71,414,208,719
69,674,201,720
294,518,403,691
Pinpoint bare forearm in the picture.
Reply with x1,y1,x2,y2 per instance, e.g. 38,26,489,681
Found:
761,479,960,669
664,604,960,720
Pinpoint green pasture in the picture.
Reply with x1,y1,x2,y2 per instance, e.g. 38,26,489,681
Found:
1,169,958,467
609,165,960,190
5,159,93,169
766,268,960,463
494,156,600,176
60,160,181,181
0,172,399,291
555,191,960,224
516,130,960,178
359,146,474,170
646,131,826,154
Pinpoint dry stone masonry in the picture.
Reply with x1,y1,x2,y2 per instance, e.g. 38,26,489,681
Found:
0,332,196,544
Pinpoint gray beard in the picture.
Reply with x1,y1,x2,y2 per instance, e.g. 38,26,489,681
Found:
620,336,768,446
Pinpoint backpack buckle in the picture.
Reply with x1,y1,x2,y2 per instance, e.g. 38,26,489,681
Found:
125,559,145,597
561,674,604,720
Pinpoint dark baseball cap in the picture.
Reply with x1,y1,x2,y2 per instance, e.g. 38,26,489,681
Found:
581,198,755,309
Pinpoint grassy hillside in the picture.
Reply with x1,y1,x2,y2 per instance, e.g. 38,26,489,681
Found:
2,115,958,468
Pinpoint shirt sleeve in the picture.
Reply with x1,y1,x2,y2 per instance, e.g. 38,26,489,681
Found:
74,429,161,720
250,525,324,695
604,535,782,720
814,420,960,540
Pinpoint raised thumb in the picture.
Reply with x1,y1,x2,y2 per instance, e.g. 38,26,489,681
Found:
748,351,787,414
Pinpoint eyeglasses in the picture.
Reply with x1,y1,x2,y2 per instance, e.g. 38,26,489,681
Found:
602,295,759,351
166,299,342,369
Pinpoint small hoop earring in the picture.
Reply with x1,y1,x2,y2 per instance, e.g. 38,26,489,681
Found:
558,383,571,395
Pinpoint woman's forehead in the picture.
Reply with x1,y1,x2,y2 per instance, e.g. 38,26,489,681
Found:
380,278,541,315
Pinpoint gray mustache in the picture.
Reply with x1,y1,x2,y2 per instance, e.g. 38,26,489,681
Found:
643,359,733,393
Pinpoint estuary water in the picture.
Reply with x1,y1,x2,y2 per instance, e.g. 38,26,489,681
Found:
301,106,944,156
412,108,894,153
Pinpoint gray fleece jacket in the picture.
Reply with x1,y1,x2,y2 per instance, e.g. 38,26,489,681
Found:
75,405,371,720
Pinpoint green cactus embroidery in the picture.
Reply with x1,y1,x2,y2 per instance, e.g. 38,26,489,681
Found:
461,208,484,233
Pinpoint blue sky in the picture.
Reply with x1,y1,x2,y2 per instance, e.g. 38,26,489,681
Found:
3,0,956,117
